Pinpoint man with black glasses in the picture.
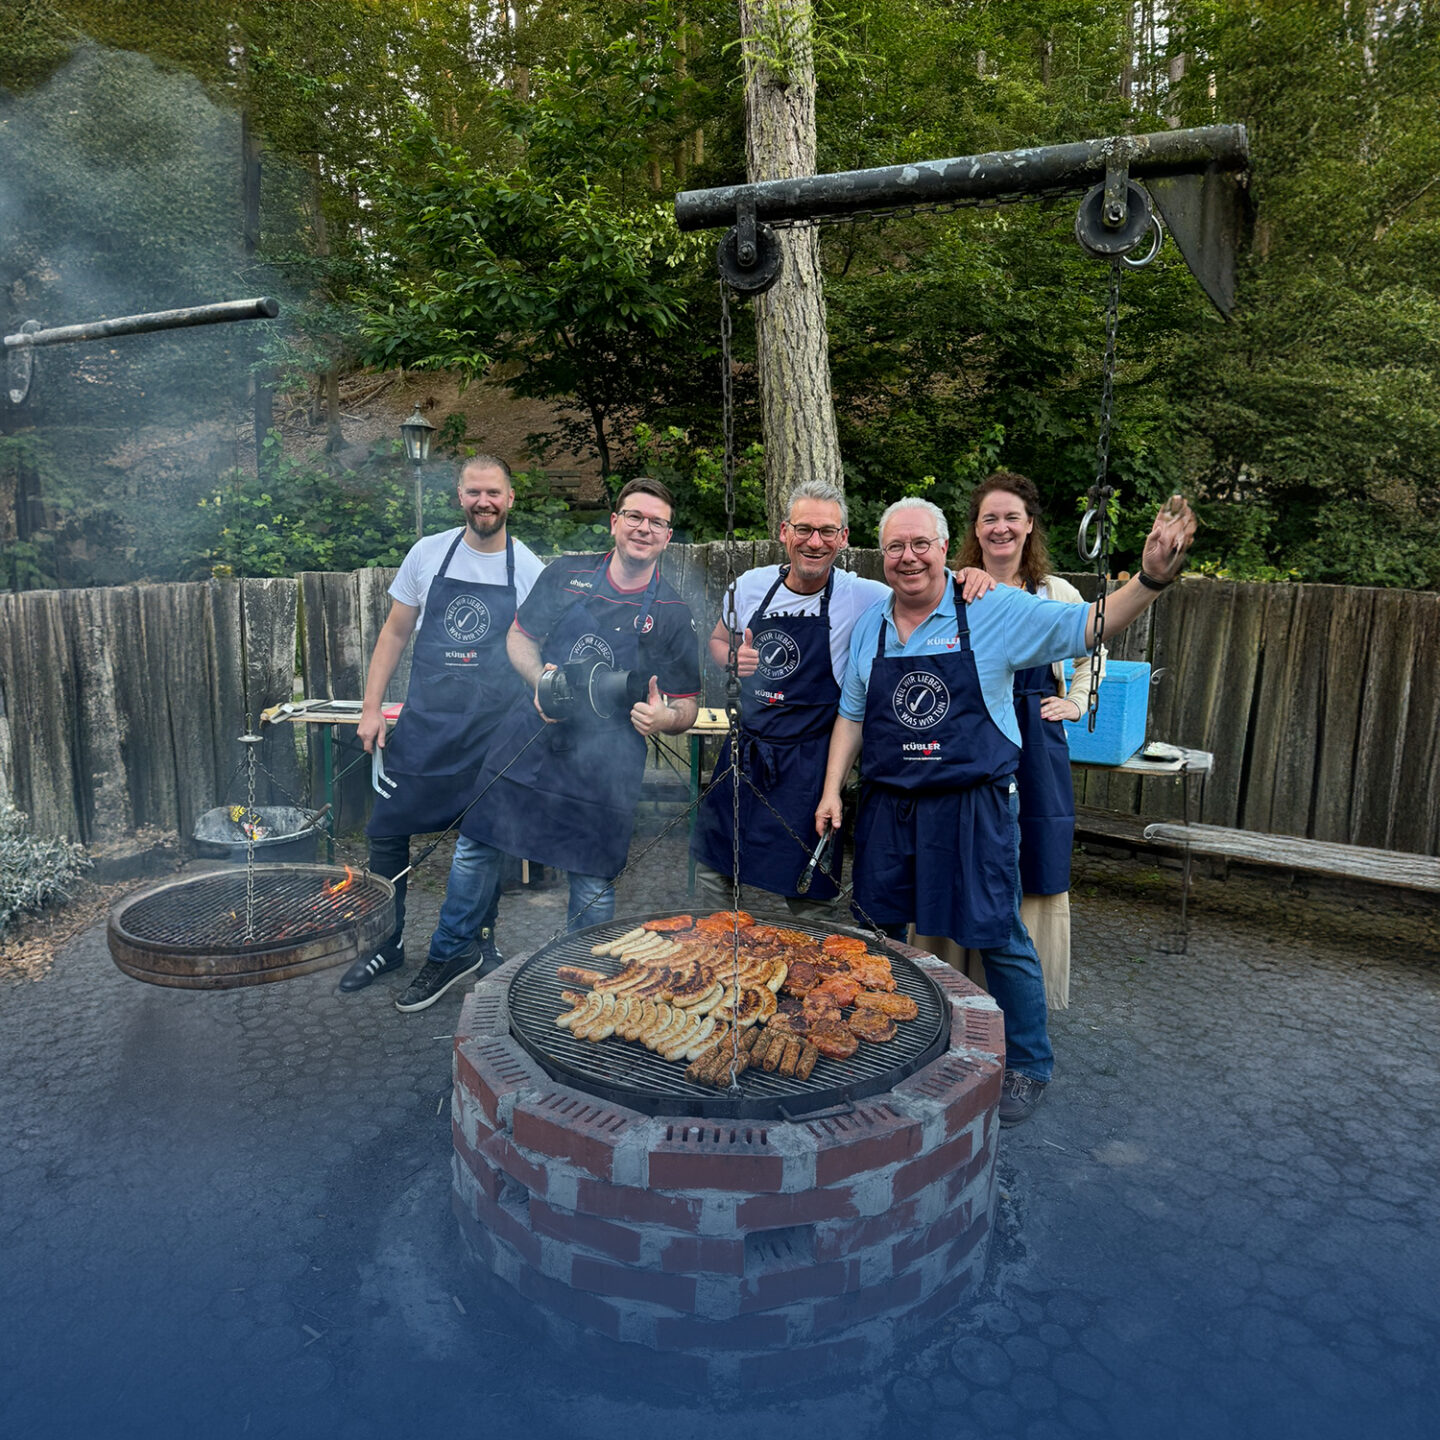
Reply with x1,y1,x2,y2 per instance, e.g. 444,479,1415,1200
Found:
691,479,887,913
815,493,1196,1123
395,478,701,1013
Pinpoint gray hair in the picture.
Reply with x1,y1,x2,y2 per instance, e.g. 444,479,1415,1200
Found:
459,454,513,483
878,496,949,547
786,479,848,530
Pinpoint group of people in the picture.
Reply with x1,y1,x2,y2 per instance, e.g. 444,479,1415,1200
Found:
343,454,1196,1127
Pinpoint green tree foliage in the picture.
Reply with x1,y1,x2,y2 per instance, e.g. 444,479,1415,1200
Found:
4,1,1437,588
356,8,715,478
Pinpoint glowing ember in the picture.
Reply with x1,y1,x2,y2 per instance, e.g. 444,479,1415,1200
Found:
328,865,355,895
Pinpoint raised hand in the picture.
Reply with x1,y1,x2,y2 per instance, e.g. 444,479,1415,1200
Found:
1140,495,1197,584
734,627,760,678
630,675,671,737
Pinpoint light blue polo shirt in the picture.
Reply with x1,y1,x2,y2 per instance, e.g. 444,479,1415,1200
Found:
839,583,1092,746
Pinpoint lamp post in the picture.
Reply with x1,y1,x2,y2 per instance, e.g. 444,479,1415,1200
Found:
399,406,437,542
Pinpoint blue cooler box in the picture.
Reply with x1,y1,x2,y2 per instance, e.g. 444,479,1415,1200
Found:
1060,659,1151,764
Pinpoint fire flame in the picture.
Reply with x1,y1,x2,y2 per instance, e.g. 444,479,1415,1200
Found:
328,865,355,895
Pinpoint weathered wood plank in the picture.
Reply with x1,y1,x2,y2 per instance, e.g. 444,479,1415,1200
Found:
67,587,136,844
1350,589,1420,850
0,591,80,838
1391,593,1440,855
239,578,304,808
1237,584,1301,833
1141,822,1440,893
1310,586,1377,843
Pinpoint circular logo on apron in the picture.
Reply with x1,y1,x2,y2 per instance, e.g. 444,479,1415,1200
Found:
892,671,950,730
753,628,801,681
568,633,616,666
444,594,491,644
635,613,655,634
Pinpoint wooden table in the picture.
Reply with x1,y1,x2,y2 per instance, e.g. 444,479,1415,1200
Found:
260,700,400,860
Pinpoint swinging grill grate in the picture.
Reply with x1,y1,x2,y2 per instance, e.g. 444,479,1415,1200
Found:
114,867,389,953
505,913,950,1120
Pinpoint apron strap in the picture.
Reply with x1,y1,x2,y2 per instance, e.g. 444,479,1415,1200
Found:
434,529,467,580
752,565,834,630
875,576,970,659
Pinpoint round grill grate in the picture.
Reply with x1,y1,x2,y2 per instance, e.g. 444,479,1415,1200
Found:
506,912,950,1119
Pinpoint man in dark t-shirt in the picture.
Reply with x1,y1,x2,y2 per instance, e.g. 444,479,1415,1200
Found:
395,478,701,1013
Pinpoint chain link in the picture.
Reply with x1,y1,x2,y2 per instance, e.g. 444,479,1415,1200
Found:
717,283,746,1091
1084,260,1123,734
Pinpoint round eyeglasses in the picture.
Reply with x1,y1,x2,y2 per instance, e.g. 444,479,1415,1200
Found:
616,509,673,533
881,536,941,558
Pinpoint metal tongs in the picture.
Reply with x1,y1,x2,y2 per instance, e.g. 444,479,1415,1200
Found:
371,745,398,800
795,824,834,896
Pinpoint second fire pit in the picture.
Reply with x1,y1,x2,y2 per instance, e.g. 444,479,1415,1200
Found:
108,863,394,988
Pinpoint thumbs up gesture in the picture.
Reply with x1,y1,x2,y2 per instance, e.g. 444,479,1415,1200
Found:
735,627,760,678
631,674,671,737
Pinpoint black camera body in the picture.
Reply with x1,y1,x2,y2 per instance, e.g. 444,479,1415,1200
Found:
536,660,649,723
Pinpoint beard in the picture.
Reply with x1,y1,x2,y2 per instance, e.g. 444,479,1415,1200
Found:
466,509,505,540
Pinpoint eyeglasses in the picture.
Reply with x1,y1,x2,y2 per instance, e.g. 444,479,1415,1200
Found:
787,523,843,542
881,536,941,558
616,509,673,533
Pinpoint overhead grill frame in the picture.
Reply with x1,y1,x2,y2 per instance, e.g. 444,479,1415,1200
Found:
108,863,395,989
505,912,951,1120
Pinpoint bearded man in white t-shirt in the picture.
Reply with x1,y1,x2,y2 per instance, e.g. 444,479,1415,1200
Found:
339,455,545,994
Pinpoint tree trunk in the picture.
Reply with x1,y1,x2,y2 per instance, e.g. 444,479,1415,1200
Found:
242,109,273,473
307,157,345,453
739,0,842,534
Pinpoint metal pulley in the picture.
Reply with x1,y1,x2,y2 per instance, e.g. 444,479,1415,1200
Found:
717,191,783,296
1074,178,1155,258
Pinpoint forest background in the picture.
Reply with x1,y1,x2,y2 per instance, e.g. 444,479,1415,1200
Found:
1,0,1437,591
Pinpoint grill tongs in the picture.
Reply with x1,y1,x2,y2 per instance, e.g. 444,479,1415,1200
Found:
795,824,834,896
371,745,398,800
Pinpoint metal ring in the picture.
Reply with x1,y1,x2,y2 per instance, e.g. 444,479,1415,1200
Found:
1122,214,1164,270
1078,507,1105,562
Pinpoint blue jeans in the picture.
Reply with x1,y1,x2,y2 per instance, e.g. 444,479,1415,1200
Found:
427,836,505,965
428,836,612,962
880,788,1053,1083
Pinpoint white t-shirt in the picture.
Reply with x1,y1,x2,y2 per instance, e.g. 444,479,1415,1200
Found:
389,527,545,630
721,564,890,688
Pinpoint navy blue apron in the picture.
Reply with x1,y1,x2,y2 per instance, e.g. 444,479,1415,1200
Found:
691,569,842,900
366,532,522,838
1012,646,1076,896
462,558,659,880
852,580,1021,949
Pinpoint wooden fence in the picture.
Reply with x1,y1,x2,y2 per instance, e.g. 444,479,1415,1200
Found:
2,544,1438,859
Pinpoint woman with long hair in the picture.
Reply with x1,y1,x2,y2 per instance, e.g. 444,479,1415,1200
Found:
917,471,1102,1009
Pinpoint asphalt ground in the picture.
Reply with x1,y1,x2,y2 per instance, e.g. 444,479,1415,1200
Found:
1,828,1437,1440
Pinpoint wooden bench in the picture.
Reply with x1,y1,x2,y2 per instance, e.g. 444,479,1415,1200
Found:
1141,822,1440,895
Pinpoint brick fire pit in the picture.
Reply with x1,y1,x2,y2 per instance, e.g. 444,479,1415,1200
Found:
451,947,1004,1383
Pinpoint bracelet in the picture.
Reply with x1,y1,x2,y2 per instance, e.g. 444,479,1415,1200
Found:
1136,569,1171,592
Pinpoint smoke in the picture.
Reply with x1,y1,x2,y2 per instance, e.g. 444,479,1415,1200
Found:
1,41,304,584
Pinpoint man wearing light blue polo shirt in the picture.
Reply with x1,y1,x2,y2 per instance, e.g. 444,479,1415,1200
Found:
816,494,1195,1124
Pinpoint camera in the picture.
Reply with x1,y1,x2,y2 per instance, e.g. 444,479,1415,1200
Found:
536,661,649,723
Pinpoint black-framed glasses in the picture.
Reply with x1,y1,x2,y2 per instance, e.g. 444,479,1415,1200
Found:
616,509,673,533
881,536,941,558
787,523,844,542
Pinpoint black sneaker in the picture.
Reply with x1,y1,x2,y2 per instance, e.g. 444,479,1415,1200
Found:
338,945,403,993
998,1070,1048,1127
394,948,482,1014
477,927,505,976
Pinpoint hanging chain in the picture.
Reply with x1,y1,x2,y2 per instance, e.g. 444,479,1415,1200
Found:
239,580,259,940
718,282,745,1092
1081,259,1123,733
